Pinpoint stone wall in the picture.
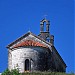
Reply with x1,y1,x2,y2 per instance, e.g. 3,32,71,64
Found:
8,46,49,72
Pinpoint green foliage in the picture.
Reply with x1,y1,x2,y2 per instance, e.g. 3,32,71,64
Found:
11,69,20,75
2,69,75,75
1,68,11,75
2,69,20,75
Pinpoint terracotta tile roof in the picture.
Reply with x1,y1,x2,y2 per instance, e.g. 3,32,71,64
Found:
13,40,48,48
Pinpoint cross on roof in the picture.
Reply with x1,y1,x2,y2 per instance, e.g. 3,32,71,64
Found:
44,15,48,19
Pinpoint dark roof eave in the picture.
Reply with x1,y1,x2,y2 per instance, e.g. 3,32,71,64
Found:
6,32,31,48
52,46,67,67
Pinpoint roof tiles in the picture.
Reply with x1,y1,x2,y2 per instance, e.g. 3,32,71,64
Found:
13,40,48,48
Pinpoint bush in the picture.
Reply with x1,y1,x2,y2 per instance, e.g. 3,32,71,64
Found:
1,68,11,75
2,69,20,75
11,69,20,75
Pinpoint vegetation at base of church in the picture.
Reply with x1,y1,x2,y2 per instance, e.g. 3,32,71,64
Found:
1,69,74,75
21,72,74,75
2,69,19,75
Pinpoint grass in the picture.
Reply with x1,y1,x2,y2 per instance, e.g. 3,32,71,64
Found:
2,69,75,75
21,72,75,75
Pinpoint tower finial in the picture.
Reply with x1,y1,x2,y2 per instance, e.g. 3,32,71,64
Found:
44,15,48,19
28,27,31,32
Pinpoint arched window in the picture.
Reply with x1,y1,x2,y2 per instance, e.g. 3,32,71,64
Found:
44,22,46,32
25,59,29,71
40,19,50,32
46,37,50,42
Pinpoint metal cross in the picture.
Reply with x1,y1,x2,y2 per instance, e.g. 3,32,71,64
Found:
28,27,30,32
44,15,48,19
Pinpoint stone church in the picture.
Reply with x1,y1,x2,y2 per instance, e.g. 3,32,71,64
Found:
6,18,66,73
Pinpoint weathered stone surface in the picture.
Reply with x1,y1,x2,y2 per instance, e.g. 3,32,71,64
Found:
8,46,49,72
7,18,66,73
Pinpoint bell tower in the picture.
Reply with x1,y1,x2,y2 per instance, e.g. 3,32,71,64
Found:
40,18,50,32
38,18,50,41
38,18,54,45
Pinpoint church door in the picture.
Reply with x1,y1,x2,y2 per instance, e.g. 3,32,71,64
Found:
25,59,29,71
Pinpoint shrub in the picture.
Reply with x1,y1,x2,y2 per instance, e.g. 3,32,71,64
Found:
1,68,11,75
11,69,20,75
2,69,21,75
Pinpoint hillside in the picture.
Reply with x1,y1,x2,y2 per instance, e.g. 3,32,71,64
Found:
1,69,75,75
20,72,74,75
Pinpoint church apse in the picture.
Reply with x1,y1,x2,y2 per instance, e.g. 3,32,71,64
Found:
7,18,66,72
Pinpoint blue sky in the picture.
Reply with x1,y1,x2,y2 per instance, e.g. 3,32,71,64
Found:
0,0,74,73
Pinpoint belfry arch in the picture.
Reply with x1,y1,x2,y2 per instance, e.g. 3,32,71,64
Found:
40,18,50,32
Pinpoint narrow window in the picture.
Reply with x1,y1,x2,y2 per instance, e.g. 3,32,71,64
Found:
44,22,46,32
25,59,29,71
46,37,50,42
